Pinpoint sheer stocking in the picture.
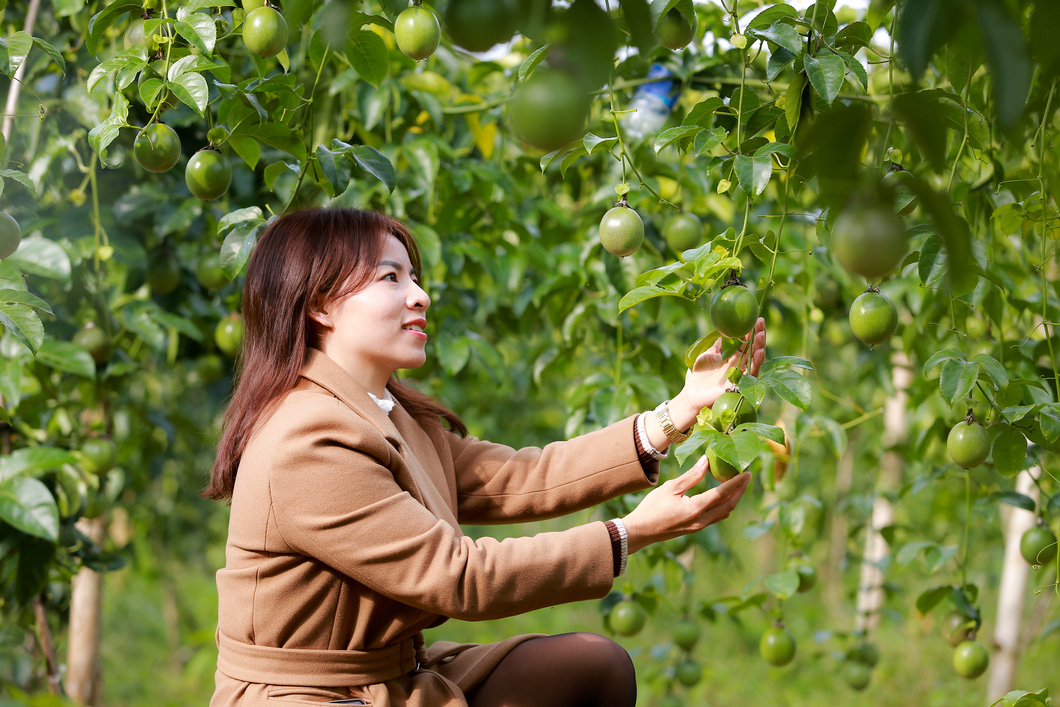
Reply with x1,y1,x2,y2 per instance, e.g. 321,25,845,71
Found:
465,632,637,707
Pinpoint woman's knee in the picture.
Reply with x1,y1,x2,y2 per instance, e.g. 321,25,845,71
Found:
562,632,636,682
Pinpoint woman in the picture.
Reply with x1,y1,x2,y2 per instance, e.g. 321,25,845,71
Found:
206,208,765,706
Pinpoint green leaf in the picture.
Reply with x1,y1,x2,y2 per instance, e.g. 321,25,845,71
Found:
693,127,727,155
988,490,1036,513
897,540,937,567
175,13,218,54
918,233,946,286
916,585,952,613
784,72,806,133
87,0,141,56
760,356,814,373
764,570,800,599
0,447,78,483
734,154,772,196
765,369,812,410
88,91,130,163
939,358,979,405
228,134,261,171
0,301,43,353
747,4,798,31
924,347,964,375
750,21,803,55
347,29,388,88
0,31,32,77
992,424,1027,478
835,22,872,51
619,0,655,56
897,0,965,80
817,417,847,457
171,71,209,114
710,430,760,470
654,125,701,154
972,354,1009,390
36,340,96,378
32,37,67,75
559,147,586,178
351,145,396,192
1040,406,1060,444
618,285,678,313
803,47,846,105
0,476,58,542
683,97,724,127
583,133,617,155
315,143,352,194
971,0,1031,132
219,211,267,279
517,44,550,83
437,335,471,376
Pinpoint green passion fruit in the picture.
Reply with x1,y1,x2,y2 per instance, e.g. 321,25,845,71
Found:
185,148,233,201
0,212,22,259
655,7,696,50
674,658,703,687
609,600,646,636
947,419,991,469
841,659,872,690
196,251,229,291
81,438,118,476
134,123,181,173
509,70,590,153
942,610,972,647
831,204,907,281
73,322,111,364
663,212,702,252
710,391,757,431
760,626,796,666
444,0,516,53
395,5,441,61
672,619,700,651
849,289,898,346
599,204,644,257
243,6,288,58
787,555,817,593
1020,524,1057,565
215,314,245,357
146,251,181,295
952,640,989,679
707,445,743,482
710,284,758,339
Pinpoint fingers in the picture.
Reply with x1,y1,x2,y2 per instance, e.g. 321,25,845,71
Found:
691,472,750,526
670,455,709,495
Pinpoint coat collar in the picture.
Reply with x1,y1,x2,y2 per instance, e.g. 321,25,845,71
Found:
300,348,403,449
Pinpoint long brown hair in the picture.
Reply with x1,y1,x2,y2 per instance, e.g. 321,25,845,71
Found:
205,207,467,502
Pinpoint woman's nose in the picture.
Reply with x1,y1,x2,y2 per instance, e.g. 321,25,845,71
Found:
409,282,430,310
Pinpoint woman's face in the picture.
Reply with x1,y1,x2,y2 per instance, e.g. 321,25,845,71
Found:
313,234,430,392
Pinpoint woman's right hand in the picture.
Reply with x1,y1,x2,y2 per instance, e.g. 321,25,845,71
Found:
622,456,750,554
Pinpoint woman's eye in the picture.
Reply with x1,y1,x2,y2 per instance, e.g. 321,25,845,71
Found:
383,273,398,282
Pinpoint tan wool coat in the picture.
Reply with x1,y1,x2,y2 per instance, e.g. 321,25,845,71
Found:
211,349,659,706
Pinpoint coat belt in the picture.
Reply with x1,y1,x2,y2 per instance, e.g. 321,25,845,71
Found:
217,630,428,687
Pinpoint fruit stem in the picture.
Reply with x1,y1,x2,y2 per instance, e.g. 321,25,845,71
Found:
960,471,971,589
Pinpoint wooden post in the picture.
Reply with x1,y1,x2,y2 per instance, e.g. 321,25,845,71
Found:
855,352,911,632
65,516,107,705
986,466,1041,702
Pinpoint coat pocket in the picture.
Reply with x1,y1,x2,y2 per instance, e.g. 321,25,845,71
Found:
266,687,368,705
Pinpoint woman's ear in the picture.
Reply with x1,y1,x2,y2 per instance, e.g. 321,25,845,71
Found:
307,299,333,330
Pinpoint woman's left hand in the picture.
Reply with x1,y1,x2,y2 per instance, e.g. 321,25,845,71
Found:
680,317,766,414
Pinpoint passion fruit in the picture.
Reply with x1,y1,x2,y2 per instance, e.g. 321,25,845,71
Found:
710,284,758,339
599,203,644,257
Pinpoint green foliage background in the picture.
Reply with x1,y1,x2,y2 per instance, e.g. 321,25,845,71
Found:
0,0,1057,704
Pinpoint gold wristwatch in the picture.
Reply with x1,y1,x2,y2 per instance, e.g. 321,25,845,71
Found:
654,400,691,444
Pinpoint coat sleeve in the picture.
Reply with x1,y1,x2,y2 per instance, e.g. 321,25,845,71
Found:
264,394,618,622
444,414,659,525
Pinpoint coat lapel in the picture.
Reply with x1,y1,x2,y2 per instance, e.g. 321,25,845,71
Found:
300,349,404,450
299,349,458,528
